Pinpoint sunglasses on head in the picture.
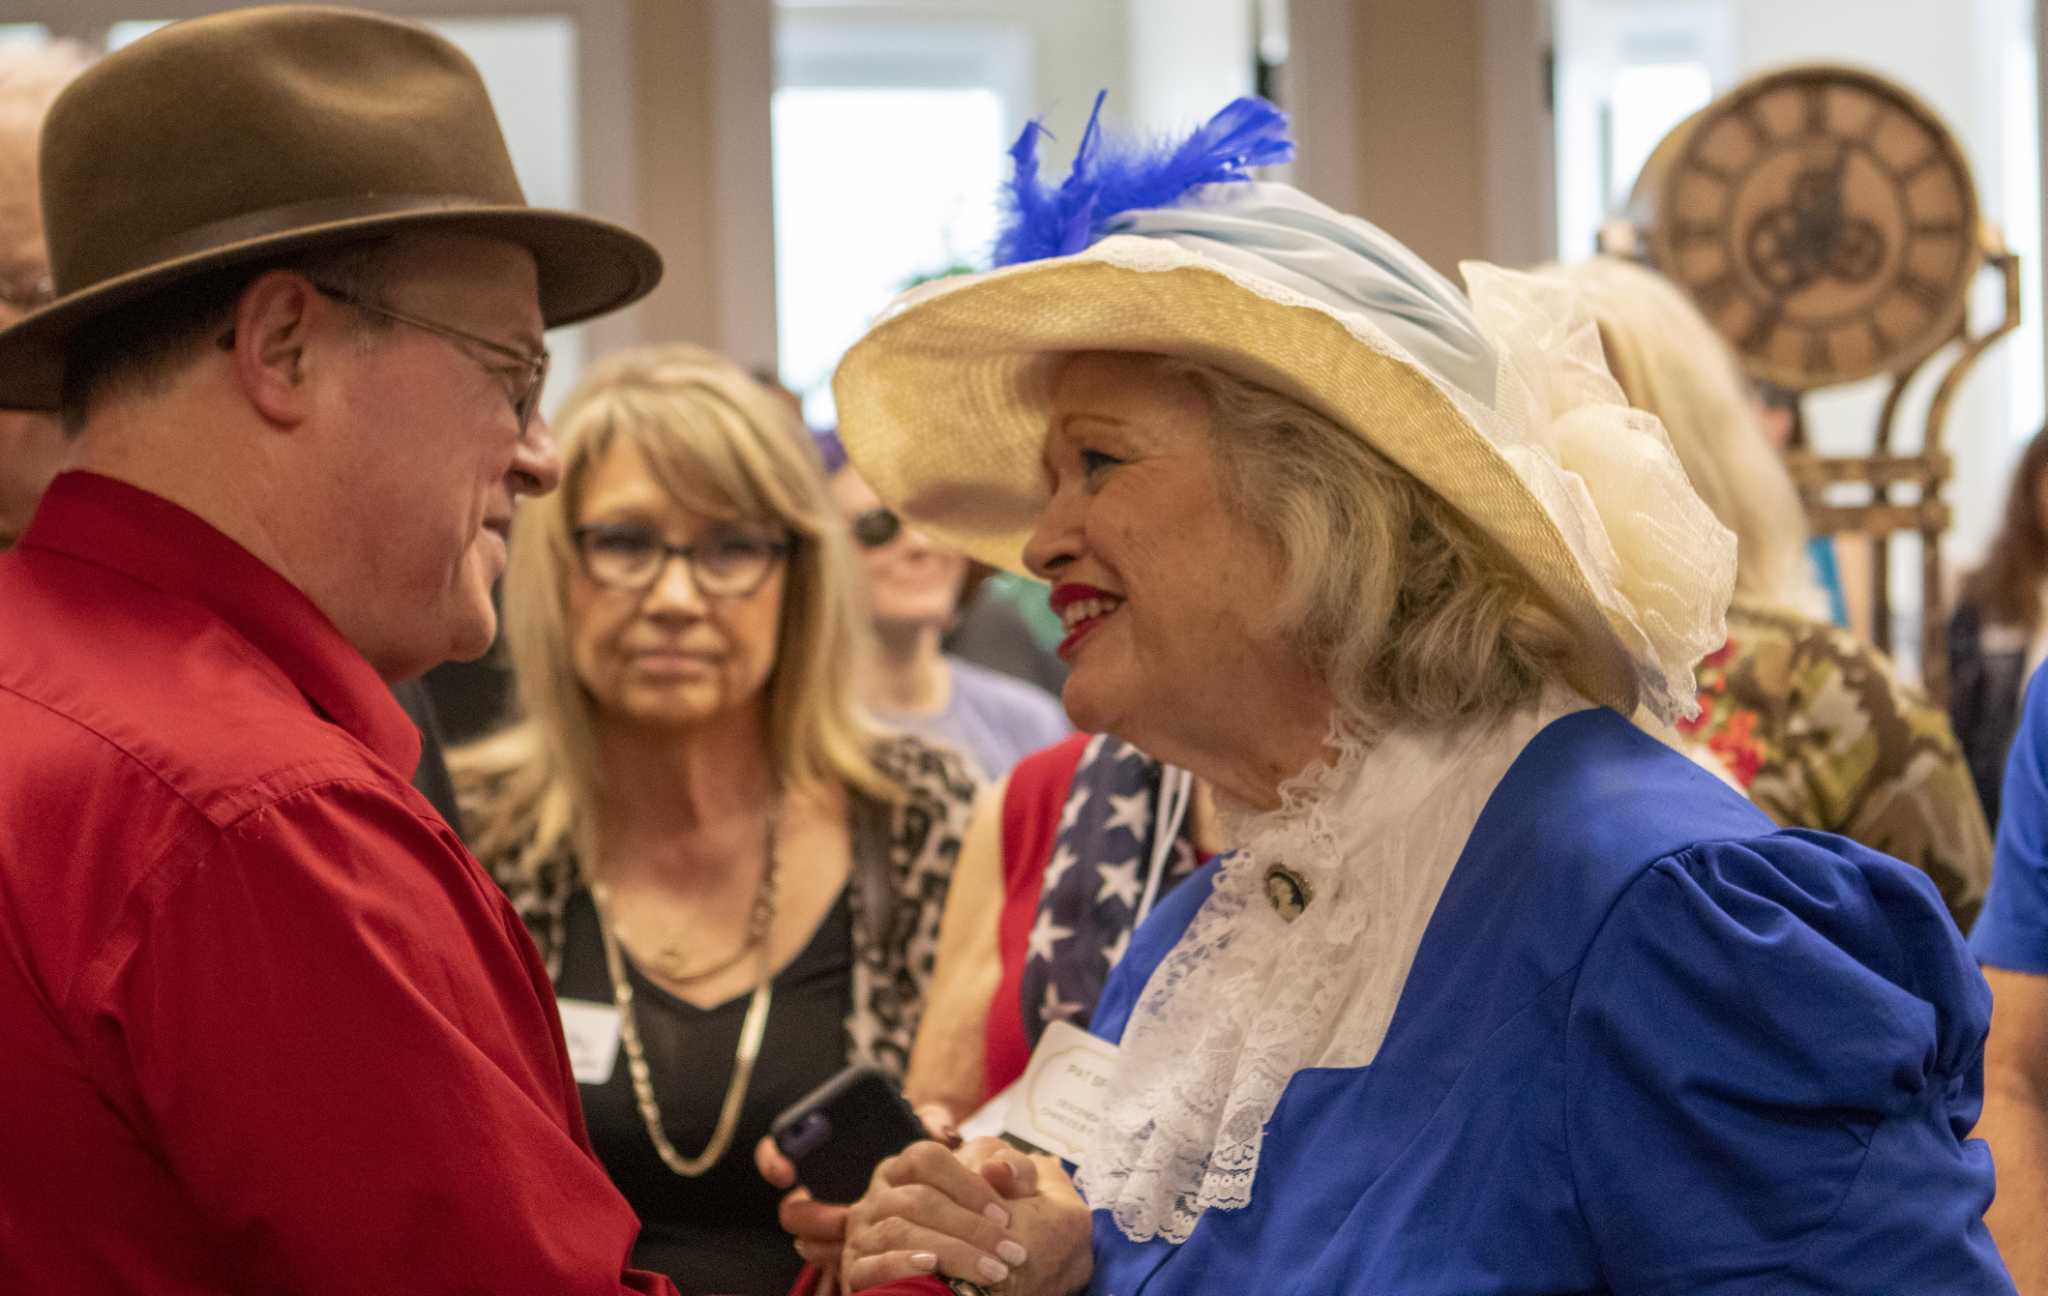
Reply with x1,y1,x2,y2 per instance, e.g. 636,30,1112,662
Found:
851,508,902,549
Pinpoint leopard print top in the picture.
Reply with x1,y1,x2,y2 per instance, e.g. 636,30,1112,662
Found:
470,734,978,1081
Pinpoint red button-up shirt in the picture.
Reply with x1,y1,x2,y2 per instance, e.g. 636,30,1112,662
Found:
0,472,674,1295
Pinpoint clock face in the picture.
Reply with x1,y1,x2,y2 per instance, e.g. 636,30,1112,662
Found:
1646,67,1980,391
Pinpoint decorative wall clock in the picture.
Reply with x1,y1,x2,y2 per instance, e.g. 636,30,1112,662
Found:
1627,65,1980,393
1604,65,2018,704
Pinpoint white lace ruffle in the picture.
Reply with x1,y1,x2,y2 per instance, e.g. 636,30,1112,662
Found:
1076,689,1589,1243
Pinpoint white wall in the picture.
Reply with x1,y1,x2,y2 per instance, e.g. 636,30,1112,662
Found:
1127,0,1255,136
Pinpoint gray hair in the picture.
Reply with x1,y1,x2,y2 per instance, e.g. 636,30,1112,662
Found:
1154,356,1578,732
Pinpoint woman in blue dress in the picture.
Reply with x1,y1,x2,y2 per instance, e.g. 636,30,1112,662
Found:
818,95,2014,1296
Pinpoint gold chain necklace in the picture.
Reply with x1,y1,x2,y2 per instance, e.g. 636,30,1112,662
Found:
589,800,780,1178
643,827,779,984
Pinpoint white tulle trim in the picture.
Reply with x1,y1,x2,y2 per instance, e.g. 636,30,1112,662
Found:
1076,688,1589,1244
1459,262,1732,725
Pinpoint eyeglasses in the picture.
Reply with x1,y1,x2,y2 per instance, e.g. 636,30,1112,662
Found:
571,521,793,597
850,508,902,549
314,285,550,435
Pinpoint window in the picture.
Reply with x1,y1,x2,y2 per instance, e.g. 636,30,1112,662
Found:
1553,0,1734,259
771,84,1006,427
772,16,1030,427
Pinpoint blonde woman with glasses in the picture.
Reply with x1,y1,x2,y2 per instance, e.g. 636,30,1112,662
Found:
452,343,977,1296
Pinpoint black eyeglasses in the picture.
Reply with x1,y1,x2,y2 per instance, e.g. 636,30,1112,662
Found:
850,508,902,549
314,285,550,434
571,522,793,597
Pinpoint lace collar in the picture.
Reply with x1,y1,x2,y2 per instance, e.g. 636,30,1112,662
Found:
1076,687,1589,1243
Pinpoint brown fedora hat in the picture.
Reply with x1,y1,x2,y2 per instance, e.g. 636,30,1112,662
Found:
0,4,663,410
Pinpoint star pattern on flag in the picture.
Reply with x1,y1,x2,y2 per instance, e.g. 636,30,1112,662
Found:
1020,738,1202,1050
1058,787,1092,832
1043,843,1080,892
1027,909,1074,963
1040,980,1084,1024
1104,790,1150,836
1103,925,1132,970
1096,857,1142,910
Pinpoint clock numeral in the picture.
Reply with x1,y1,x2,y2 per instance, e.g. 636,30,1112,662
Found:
1866,317,1894,354
1740,308,1781,356
1694,273,1741,314
1733,96,1771,148
1899,153,1942,183
1897,272,1947,311
1909,219,1963,239
1855,102,1887,144
1802,331,1834,376
1801,84,1828,136
1687,155,1735,186
1671,219,1723,247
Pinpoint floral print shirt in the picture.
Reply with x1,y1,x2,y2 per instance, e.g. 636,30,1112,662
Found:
1678,601,1990,930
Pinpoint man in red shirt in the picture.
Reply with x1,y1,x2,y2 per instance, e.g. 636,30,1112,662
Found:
0,9,674,1292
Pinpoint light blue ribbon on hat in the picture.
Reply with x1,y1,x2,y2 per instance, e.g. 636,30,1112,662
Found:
1106,183,1498,406
994,93,1496,406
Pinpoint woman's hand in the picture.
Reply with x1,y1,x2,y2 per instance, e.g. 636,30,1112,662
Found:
756,1135,848,1275
755,1104,965,1279
841,1137,1093,1296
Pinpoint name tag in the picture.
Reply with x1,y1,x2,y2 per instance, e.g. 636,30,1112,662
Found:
558,998,622,1086
1001,1019,1121,1163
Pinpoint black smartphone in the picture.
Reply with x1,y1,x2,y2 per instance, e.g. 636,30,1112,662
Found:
769,1064,927,1204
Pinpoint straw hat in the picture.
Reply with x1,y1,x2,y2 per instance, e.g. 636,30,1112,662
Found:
0,5,662,410
834,102,1732,722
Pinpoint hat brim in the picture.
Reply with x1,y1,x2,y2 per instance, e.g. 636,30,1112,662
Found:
832,249,1642,716
0,204,661,410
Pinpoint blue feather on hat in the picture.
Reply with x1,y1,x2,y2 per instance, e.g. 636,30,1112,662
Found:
992,90,1295,268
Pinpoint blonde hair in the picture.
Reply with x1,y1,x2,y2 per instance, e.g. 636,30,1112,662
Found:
1151,356,1578,732
1548,256,1819,611
454,343,892,876
0,41,90,256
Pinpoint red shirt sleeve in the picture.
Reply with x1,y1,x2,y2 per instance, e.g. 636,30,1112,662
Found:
87,779,675,1295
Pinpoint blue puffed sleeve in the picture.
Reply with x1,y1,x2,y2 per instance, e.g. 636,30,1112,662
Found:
1974,660,2048,971
1567,832,2013,1294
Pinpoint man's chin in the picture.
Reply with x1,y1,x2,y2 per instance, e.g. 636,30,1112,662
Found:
444,609,499,665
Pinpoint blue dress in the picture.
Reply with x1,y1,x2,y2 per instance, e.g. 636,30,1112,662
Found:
1085,708,2011,1294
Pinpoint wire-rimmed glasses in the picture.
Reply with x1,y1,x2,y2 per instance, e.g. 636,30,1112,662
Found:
571,521,793,598
313,284,551,434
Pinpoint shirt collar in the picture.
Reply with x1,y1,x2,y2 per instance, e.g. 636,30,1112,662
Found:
20,470,422,778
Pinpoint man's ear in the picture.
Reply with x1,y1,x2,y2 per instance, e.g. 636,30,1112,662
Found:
225,270,324,427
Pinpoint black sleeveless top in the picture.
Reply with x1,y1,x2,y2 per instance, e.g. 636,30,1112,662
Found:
556,887,854,1296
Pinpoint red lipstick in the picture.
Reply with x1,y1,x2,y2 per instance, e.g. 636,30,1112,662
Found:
1050,582,1123,659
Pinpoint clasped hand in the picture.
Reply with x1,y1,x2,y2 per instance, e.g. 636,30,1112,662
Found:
757,1118,1092,1295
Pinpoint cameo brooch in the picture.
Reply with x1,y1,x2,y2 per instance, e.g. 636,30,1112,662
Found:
1263,865,1313,922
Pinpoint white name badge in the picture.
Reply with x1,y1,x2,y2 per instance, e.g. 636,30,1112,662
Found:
558,998,623,1086
1001,1019,1121,1163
